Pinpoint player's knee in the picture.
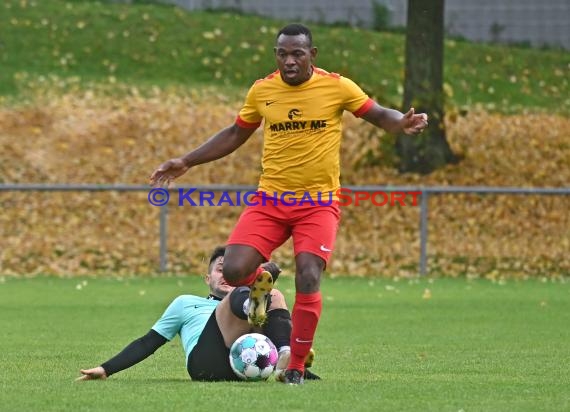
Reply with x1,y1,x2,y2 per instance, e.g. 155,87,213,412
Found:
296,266,322,293
228,286,250,320
222,260,252,284
268,290,287,310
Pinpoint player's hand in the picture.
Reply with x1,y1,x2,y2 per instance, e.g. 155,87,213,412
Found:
76,367,108,381
149,158,189,187
401,108,428,135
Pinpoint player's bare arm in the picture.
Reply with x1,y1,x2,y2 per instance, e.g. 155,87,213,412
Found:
361,103,428,135
149,124,256,187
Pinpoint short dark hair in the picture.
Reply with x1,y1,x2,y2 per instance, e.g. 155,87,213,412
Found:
208,246,225,272
277,23,312,46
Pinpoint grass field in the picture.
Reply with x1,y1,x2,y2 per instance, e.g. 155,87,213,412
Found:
1,275,568,411
1,0,568,113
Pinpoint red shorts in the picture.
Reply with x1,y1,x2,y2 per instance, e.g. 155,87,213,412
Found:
227,193,341,264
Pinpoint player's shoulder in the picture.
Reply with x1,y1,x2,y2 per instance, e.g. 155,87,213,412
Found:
173,294,210,305
253,69,281,86
312,66,342,80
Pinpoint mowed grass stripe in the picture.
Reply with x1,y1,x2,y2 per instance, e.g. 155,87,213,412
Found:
0,275,568,411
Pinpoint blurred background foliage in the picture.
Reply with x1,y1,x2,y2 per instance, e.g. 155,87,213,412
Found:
0,0,568,278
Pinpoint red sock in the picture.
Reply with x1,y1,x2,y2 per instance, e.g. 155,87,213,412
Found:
288,291,322,372
225,266,263,287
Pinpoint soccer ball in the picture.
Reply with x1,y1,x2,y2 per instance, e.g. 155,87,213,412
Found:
229,333,278,381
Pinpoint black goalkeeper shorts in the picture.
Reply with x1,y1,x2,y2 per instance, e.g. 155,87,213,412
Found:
187,311,240,381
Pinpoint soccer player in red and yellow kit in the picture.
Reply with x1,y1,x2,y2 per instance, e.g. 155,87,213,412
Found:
150,23,428,384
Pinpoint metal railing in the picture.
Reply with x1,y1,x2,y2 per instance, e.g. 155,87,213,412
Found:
1,183,569,275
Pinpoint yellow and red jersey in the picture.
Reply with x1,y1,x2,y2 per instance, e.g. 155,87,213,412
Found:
236,66,373,199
